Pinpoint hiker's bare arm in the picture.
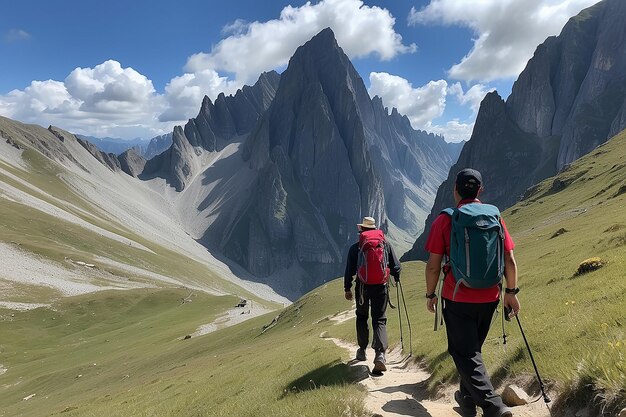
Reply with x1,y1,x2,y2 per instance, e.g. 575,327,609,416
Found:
425,253,443,313
503,250,520,316
503,250,518,289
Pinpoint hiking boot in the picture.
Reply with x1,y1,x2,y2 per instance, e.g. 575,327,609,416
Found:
373,351,387,372
454,390,477,417
498,408,513,417
355,348,366,361
483,405,513,417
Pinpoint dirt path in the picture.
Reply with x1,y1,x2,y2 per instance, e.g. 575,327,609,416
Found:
324,310,551,417
188,303,271,338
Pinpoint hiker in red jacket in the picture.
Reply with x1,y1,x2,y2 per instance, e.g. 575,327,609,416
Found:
424,169,521,417
344,216,401,373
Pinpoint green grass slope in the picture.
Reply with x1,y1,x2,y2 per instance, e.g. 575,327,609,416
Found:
368,127,626,414
0,118,276,306
502,128,626,413
2,122,625,416
0,285,370,417
362,127,626,414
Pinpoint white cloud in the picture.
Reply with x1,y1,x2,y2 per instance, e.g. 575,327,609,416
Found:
186,0,415,86
159,70,239,122
369,74,493,142
1,1,416,137
409,0,598,81
369,72,448,129
3,29,31,43
222,19,249,36
448,82,494,114
426,120,474,143
0,60,172,139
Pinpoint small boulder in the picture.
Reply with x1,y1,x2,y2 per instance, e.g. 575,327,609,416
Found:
183,335,191,340
618,408,626,417
501,384,530,406
574,257,604,276
549,228,568,239
319,331,329,338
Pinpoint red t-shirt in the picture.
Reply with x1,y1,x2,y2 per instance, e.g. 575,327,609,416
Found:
424,199,515,303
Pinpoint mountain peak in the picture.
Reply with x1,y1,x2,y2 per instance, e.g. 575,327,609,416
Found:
291,27,343,64
310,27,337,44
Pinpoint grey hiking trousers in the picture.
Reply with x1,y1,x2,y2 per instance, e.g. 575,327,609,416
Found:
355,281,388,353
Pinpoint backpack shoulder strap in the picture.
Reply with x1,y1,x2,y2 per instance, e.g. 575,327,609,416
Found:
440,208,454,217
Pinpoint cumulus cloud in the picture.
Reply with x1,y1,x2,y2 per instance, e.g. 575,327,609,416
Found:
159,69,239,122
426,120,474,143
2,1,416,137
0,60,172,139
186,0,415,86
3,29,31,43
409,0,598,81
369,74,492,142
447,82,494,114
369,72,448,129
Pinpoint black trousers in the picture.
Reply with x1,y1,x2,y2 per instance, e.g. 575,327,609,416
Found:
443,298,506,414
355,282,388,352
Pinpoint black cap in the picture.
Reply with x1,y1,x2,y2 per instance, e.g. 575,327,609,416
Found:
456,168,482,194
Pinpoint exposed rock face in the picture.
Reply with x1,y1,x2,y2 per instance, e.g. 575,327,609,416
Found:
76,136,122,172
506,0,626,169
203,28,456,296
57,30,456,298
403,0,626,261
402,92,559,261
1,123,86,170
142,133,172,159
118,148,146,177
141,71,281,191
75,132,147,177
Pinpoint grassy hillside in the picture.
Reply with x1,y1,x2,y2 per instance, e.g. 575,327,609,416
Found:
0,120,279,307
1,121,625,416
365,127,626,414
502,128,626,413
0,285,369,417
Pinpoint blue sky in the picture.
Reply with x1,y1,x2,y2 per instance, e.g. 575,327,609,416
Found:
0,0,598,141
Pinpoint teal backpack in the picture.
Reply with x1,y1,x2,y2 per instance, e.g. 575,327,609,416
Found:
441,203,505,299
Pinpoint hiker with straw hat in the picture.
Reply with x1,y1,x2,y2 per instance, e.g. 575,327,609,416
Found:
344,216,401,373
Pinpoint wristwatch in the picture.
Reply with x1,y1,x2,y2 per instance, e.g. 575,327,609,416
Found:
426,292,437,299
505,287,520,294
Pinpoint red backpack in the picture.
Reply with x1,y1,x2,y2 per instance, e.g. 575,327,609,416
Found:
357,229,390,285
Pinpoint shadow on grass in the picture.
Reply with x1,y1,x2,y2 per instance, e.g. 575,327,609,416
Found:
552,376,626,417
491,345,525,387
427,350,450,371
282,360,369,397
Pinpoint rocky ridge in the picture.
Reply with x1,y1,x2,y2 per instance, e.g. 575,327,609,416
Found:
403,0,626,261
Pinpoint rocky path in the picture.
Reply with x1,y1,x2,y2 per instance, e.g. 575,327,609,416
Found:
325,310,552,417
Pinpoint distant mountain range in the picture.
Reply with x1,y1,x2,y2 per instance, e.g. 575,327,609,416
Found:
8,0,624,297
403,0,626,261
76,133,172,160
66,28,459,298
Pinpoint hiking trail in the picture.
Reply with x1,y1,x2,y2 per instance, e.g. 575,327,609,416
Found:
324,309,551,417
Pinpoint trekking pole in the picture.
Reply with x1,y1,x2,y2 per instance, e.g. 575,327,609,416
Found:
398,281,412,355
514,314,552,416
396,283,404,351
